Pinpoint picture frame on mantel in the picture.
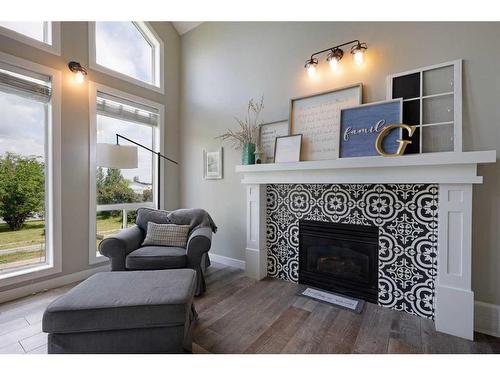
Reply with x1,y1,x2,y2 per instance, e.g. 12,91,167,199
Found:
259,119,289,163
274,134,302,163
203,147,223,179
289,83,362,161
339,99,403,158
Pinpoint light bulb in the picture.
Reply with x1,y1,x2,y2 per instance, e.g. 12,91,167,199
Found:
307,64,317,77
304,58,318,78
326,48,343,72
354,50,364,65
328,58,340,71
74,71,85,84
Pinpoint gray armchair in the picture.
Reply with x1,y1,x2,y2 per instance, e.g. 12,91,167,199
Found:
99,208,214,296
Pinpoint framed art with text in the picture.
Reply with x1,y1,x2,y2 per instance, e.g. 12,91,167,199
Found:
289,84,362,161
339,99,403,158
259,119,289,163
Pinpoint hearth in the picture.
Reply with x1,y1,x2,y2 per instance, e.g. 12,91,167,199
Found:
298,220,379,303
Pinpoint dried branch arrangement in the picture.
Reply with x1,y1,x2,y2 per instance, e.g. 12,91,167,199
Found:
217,96,264,149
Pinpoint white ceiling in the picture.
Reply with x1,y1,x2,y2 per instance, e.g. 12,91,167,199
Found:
172,22,203,35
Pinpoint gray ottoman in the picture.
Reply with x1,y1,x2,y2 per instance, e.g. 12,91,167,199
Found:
42,269,197,354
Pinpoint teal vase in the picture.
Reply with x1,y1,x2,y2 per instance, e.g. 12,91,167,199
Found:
241,143,256,165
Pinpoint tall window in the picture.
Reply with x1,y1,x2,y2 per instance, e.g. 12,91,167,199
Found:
0,22,60,55
0,55,60,282
90,86,162,262
90,22,164,92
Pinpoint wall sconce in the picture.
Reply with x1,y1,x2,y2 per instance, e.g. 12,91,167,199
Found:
68,61,87,84
305,39,368,75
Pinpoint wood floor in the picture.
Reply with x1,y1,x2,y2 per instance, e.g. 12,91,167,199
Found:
1,261,499,354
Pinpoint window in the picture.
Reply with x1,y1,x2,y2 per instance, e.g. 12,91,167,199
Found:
89,83,164,263
89,22,164,92
0,52,61,285
0,22,61,55
387,59,462,154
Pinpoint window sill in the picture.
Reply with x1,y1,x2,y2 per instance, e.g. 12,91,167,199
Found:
0,262,61,287
0,24,61,56
89,62,164,94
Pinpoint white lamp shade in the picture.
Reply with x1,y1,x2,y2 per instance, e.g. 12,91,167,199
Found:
96,143,138,169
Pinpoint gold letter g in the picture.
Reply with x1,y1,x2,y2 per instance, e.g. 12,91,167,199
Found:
375,124,416,157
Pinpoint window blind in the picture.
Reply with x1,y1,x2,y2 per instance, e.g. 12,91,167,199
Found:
97,92,159,127
0,62,51,103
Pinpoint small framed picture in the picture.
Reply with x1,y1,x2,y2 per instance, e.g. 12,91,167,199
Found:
203,148,223,179
274,134,302,163
259,119,289,163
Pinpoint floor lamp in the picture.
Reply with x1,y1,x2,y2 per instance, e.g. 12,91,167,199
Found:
96,134,178,209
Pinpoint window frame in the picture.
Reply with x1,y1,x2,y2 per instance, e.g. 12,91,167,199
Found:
88,82,165,264
0,51,62,286
0,22,61,56
88,22,165,94
386,59,463,153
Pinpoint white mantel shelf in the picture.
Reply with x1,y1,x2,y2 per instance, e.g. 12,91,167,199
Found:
236,149,497,340
235,151,497,184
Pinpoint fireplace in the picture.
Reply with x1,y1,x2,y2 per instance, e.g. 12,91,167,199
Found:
298,220,379,303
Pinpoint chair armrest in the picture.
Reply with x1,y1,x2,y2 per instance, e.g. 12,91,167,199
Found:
99,225,144,270
186,227,212,266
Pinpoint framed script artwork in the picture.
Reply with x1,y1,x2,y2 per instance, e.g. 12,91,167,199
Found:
203,148,223,179
259,119,289,163
289,84,362,161
274,134,302,163
339,99,403,158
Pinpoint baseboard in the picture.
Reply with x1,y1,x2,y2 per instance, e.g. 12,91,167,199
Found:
475,300,500,338
0,264,109,304
209,253,245,270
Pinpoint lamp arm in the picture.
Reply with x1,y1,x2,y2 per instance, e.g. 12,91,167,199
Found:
116,134,179,165
309,39,360,60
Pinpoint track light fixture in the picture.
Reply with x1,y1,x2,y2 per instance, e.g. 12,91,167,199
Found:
304,39,368,75
68,61,87,84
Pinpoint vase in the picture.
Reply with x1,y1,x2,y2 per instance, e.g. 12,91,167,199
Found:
241,143,256,165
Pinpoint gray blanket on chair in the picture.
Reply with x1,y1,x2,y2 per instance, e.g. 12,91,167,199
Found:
168,208,218,233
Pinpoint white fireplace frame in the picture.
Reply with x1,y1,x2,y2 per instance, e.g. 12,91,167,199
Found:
236,150,496,340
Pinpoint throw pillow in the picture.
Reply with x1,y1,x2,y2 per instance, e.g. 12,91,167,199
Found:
142,222,190,248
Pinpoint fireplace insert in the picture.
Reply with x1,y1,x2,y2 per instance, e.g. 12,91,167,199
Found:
298,220,379,303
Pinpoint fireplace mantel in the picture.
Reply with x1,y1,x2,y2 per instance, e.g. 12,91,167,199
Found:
235,150,497,340
235,150,496,185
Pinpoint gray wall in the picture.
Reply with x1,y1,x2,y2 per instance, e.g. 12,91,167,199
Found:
179,22,500,305
0,21,180,292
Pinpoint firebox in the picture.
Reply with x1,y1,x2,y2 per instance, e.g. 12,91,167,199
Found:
298,220,379,303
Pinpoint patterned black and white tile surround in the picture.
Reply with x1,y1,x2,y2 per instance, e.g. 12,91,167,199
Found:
266,184,439,319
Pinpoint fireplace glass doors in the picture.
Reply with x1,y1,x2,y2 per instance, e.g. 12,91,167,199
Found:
299,220,379,303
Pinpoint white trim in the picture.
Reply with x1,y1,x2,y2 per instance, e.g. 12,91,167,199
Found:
0,22,61,56
0,265,109,305
88,22,165,94
235,151,496,185
475,301,500,338
88,82,165,265
0,51,62,287
209,253,246,270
